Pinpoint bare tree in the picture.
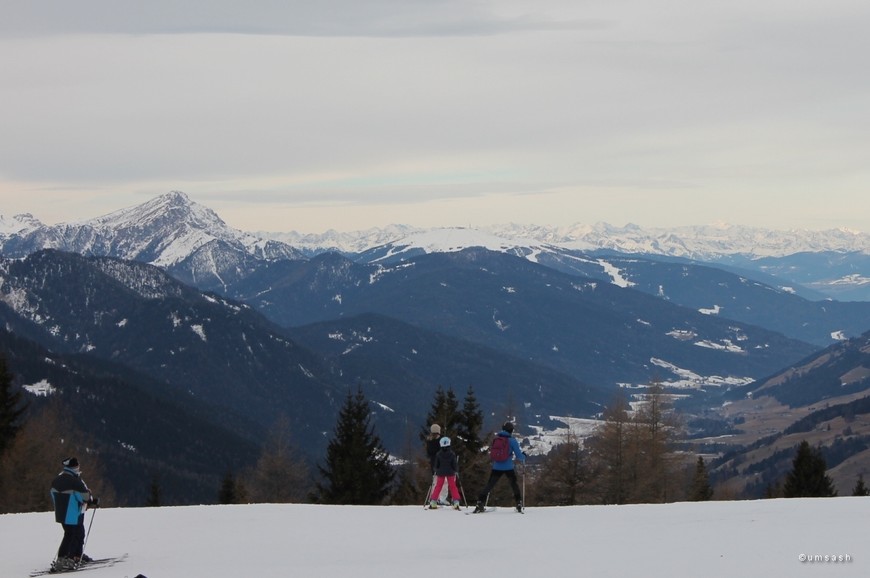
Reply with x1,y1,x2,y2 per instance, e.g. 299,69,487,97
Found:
0,403,113,514
588,392,632,504
248,415,310,503
532,428,593,505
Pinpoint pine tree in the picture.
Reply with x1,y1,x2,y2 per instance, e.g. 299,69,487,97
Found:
456,386,484,457
782,440,837,498
146,476,162,507
422,386,460,442
219,471,238,504
316,387,395,505
690,456,714,501
851,474,869,497
0,355,27,458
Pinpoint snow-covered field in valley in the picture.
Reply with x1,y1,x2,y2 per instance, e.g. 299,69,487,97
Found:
2,498,865,578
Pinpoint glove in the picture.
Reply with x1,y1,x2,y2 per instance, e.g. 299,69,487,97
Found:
88,496,100,507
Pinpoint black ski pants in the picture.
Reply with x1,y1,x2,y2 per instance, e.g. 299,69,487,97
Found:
477,469,522,503
57,518,85,559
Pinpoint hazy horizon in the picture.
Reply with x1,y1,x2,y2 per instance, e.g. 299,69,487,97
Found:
3,2,869,234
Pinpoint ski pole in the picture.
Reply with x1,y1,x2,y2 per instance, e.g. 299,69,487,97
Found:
521,462,526,511
423,474,435,509
83,507,96,552
456,456,468,508
456,473,468,508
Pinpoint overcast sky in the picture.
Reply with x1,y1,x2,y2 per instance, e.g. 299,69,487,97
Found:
2,0,869,233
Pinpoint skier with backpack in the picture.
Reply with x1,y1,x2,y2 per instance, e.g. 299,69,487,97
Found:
473,422,525,513
429,437,462,509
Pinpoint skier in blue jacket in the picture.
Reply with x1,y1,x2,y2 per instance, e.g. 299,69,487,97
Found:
474,422,525,513
50,457,98,571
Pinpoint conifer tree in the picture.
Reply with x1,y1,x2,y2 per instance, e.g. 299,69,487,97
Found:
146,476,162,507
219,471,238,504
316,387,395,505
456,386,484,457
851,474,869,497
690,456,714,501
0,355,27,458
422,386,460,441
782,440,837,498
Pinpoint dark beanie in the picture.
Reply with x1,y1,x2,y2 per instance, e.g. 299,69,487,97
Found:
63,457,79,468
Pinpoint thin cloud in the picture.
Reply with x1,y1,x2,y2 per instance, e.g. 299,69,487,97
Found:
1,0,609,38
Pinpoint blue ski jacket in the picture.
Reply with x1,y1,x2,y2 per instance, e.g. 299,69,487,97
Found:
491,431,525,471
50,468,91,525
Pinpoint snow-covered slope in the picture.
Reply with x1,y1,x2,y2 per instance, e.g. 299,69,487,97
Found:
292,223,870,300
3,499,863,578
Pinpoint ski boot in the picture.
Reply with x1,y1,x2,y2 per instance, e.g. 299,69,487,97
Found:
516,501,524,513
452,500,461,510
428,500,439,509
473,501,486,514
51,557,75,573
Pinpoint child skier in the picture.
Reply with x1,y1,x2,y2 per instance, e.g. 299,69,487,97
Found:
429,437,462,509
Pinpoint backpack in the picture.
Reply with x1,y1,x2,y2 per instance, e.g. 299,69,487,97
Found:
489,435,511,462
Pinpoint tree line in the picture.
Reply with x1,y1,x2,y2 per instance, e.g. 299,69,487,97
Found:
1,353,864,512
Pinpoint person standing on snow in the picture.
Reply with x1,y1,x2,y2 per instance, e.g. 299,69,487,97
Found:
50,457,98,571
429,437,462,509
426,424,449,504
474,422,525,513
426,424,442,473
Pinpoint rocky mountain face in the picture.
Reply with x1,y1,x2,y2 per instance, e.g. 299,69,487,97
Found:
0,191,306,291
0,250,343,449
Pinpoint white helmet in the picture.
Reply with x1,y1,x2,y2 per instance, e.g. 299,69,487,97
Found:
439,436,451,447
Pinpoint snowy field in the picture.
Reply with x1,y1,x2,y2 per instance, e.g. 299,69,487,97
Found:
2,498,866,578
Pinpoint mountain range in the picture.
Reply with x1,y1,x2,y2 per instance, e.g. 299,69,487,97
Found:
263,220,870,301
1,191,869,502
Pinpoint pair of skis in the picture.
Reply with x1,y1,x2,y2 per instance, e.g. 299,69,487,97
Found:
30,554,128,576
466,506,525,515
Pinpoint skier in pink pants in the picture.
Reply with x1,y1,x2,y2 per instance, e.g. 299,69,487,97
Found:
429,437,461,509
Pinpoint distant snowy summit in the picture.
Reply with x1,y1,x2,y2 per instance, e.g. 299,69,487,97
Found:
0,191,303,267
263,221,870,260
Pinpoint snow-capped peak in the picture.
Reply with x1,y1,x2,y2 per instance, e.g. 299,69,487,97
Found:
391,227,543,254
366,227,555,263
0,213,44,237
89,191,223,232
0,191,303,269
